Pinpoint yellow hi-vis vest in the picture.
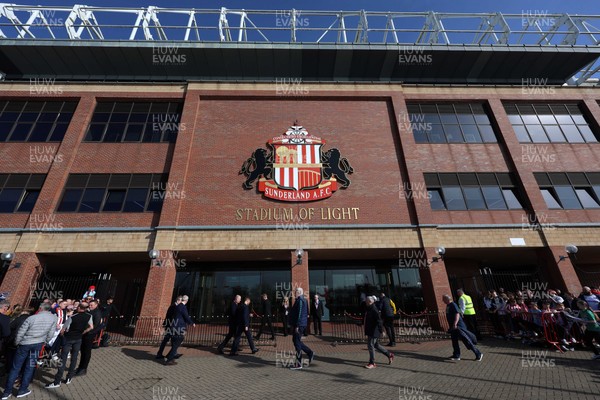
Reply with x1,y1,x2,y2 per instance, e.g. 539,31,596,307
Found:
460,294,476,315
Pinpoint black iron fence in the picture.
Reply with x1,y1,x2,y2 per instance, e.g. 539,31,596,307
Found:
105,311,450,347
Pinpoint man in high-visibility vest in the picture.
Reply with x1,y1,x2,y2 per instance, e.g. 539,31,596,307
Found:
457,289,481,340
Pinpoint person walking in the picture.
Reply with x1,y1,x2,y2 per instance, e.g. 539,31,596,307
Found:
280,297,291,337
289,288,314,370
230,297,259,356
164,295,194,365
443,294,483,362
1,303,57,400
457,289,480,340
156,296,182,360
576,299,600,360
378,292,396,346
364,296,394,369
310,294,324,336
255,293,275,341
45,303,93,388
217,295,241,354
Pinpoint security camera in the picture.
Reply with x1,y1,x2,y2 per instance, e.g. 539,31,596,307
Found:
565,244,578,254
148,249,159,259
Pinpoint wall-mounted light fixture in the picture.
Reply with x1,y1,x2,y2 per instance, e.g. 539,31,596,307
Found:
558,244,578,263
149,249,162,267
427,246,445,266
294,248,304,266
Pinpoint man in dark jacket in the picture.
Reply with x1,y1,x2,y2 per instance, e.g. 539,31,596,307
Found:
364,296,394,368
443,294,483,361
76,300,102,376
46,303,93,388
230,297,259,355
255,293,275,340
156,296,182,360
289,288,314,370
217,295,241,354
310,294,324,336
378,293,396,346
164,295,195,365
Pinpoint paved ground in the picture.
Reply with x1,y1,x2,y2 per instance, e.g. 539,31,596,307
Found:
3,336,600,400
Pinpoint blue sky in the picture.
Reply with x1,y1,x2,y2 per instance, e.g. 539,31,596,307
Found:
22,0,599,14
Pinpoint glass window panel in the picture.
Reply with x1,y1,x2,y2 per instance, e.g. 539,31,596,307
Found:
123,124,144,142
428,125,445,143
482,186,507,210
128,113,148,123
422,114,440,124
8,123,32,141
17,190,39,212
113,103,133,113
571,115,586,124
103,190,126,211
123,188,148,212
28,123,53,142
439,113,458,124
38,112,58,122
527,125,549,143
502,189,523,209
94,103,113,113
575,189,600,208
4,103,24,112
19,112,38,122
0,189,22,212
478,125,497,143
463,187,486,209
457,114,475,124
555,115,574,124
538,115,556,124
521,115,539,124
561,125,585,143
554,186,582,209
544,125,565,142
444,125,463,142
79,188,105,212
110,113,129,123
474,114,491,124
146,190,164,211
462,125,482,143
0,112,19,123
56,112,73,122
91,113,111,123
104,123,126,142
593,186,600,204
441,187,467,210
577,125,597,143
0,123,14,141
85,124,105,141
540,189,561,209
513,125,530,142
57,189,83,212
428,189,445,210
42,102,62,112
507,115,522,124
49,124,68,141
412,127,428,143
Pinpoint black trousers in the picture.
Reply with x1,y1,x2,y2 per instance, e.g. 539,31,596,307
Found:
231,326,256,353
312,317,322,335
166,335,184,361
463,314,481,339
77,333,94,371
157,333,172,356
383,316,395,344
218,325,236,350
256,316,275,338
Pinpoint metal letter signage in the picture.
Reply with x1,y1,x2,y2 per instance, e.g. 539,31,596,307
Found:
240,123,353,202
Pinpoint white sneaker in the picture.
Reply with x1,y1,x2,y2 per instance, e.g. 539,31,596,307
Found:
45,382,60,389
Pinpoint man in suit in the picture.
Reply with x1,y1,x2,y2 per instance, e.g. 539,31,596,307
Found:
255,293,275,340
217,295,241,354
156,296,182,360
164,295,195,365
230,297,259,355
310,294,324,335
289,287,314,370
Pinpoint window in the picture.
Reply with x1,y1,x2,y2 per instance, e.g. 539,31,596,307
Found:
424,172,524,211
84,101,183,143
535,172,600,209
0,101,77,142
0,174,45,213
504,103,598,143
406,103,497,143
56,174,167,213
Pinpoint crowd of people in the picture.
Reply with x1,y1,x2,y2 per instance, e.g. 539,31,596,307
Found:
476,285,600,358
0,286,119,399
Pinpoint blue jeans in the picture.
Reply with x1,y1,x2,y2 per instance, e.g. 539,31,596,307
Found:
2,342,43,397
292,326,313,364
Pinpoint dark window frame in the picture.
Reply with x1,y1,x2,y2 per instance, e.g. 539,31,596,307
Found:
0,174,45,213
0,100,77,142
535,172,600,209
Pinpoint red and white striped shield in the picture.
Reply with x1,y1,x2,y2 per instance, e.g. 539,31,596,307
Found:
273,143,322,190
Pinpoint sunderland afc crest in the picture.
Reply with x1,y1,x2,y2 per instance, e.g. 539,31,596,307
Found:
239,123,353,201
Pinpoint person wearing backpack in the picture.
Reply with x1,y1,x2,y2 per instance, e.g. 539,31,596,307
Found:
379,292,396,347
